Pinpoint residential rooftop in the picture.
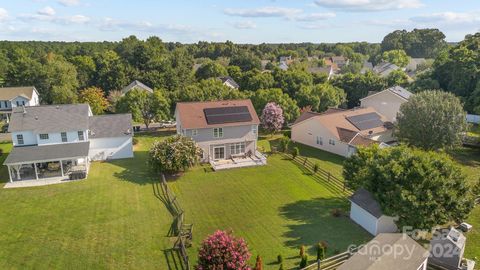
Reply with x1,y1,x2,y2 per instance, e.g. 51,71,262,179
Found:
0,86,37,101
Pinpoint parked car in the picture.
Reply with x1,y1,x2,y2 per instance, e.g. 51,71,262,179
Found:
160,120,176,128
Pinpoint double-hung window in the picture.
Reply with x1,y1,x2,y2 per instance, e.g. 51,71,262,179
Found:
16,134,24,145
192,129,198,136
61,132,68,142
316,136,323,145
329,139,335,145
78,131,85,141
39,134,49,140
230,142,245,155
213,128,223,138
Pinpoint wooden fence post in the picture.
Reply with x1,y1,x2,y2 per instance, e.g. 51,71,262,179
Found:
317,259,321,270
327,172,331,182
303,157,308,166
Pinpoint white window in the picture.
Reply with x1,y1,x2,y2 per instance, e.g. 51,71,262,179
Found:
230,142,245,155
213,128,223,138
78,131,84,141
61,132,68,142
39,134,49,140
329,139,335,145
192,129,198,136
17,134,24,145
316,136,323,145
252,125,257,136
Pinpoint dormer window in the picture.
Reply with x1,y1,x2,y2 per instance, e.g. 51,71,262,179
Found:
39,134,49,140
78,131,84,141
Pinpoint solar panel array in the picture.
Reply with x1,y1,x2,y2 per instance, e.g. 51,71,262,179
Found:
346,112,384,130
204,106,252,125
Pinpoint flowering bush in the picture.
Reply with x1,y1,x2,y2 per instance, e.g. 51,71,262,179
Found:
260,102,284,133
148,135,201,174
196,230,251,270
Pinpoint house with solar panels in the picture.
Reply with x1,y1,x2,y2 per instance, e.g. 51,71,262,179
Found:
360,86,412,122
175,99,266,170
291,107,394,157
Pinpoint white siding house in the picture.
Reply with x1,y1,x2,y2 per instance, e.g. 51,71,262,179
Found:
0,86,40,122
349,189,398,236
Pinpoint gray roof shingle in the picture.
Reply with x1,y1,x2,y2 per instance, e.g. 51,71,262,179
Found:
0,86,37,101
388,86,412,100
89,114,133,138
350,188,383,218
4,142,90,165
8,104,91,133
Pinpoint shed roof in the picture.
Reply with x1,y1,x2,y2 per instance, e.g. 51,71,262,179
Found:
89,114,133,139
350,188,383,218
337,233,429,270
4,142,90,165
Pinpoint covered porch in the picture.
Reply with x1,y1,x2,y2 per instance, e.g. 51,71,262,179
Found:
3,142,90,187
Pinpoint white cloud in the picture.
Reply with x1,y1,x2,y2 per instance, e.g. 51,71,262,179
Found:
411,12,480,25
100,17,192,33
58,0,80,6
232,21,257,29
314,0,423,11
224,6,302,19
294,12,336,21
38,6,56,16
0,8,8,21
65,14,90,24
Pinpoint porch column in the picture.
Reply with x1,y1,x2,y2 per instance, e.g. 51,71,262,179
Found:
34,163,39,180
60,160,64,177
85,157,89,174
7,165,12,183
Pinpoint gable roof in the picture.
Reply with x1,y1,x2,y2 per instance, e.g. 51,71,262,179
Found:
338,234,429,270
0,86,37,101
89,114,133,138
373,62,400,76
8,104,91,133
293,107,389,143
218,76,240,89
350,188,383,218
176,99,260,129
360,86,412,102
121,80,153,94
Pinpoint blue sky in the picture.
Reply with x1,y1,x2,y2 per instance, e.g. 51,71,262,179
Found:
0,0,479,43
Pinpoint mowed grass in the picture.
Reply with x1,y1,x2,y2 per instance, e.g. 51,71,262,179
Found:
0,132,370,269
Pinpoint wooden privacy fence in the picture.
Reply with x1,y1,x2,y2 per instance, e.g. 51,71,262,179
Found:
160,174,192,270
283,153,352,196
300,246,361,270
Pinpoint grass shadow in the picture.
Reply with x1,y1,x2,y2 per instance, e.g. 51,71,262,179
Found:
449,147,480,167
112,151,158,185
163,248,187,270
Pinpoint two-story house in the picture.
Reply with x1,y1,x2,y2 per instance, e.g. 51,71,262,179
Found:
0,86,40,122
360,86,412,122
4,104,133,184
175,99,266,170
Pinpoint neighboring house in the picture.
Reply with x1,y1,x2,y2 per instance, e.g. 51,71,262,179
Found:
3,104,133,183
360,61,374,74
218,76,240,89
279,56,292,63
349,188,398,236
307,65,334,80
373,62,401,77
279,61,289,71
121,80,154,96
337,233,429,270
175,99,266,170
360,86,412,122
429,228,466,270
323,57,340,73
331,56,349,68
405,58,427,77
291,107,394,157
0,86,40,122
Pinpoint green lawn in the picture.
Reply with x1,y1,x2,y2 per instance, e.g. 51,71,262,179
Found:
0,133,370,269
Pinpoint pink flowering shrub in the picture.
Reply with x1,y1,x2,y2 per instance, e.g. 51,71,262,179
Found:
260,102,284,133
196,230,251,270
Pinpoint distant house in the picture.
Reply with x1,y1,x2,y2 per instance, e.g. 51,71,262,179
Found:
360,86,412,122
279,61,289,71
429,228,466,270
175,99,266,170
373,62,401,77
406,58,428,78
0,86,40,122
360,61,374,74
279,56,292,63
121,80,154,96
307,65,334,80
4,104,133,184
291,107,393,157
331,56,349,68
337,233,429,270
218,76,239,89
323,57,340,74
349,188,398,236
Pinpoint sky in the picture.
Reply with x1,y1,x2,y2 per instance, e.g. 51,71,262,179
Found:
0,0,479,43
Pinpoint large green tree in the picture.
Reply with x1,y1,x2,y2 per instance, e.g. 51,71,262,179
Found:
41,53,79,104
148,135,201,174
381,29,447,58
296,83,346,112
78,86,109,115
382,49,410,67
116,89,170,129
343,145,476,229
396,90,467,150
195,61,227,80
250,88,300,124
174,78,246,103
332,71,386,108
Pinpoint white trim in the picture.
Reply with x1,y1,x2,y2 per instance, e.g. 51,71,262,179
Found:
359,88,409,102
5,155,88,166
213,145,226,160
